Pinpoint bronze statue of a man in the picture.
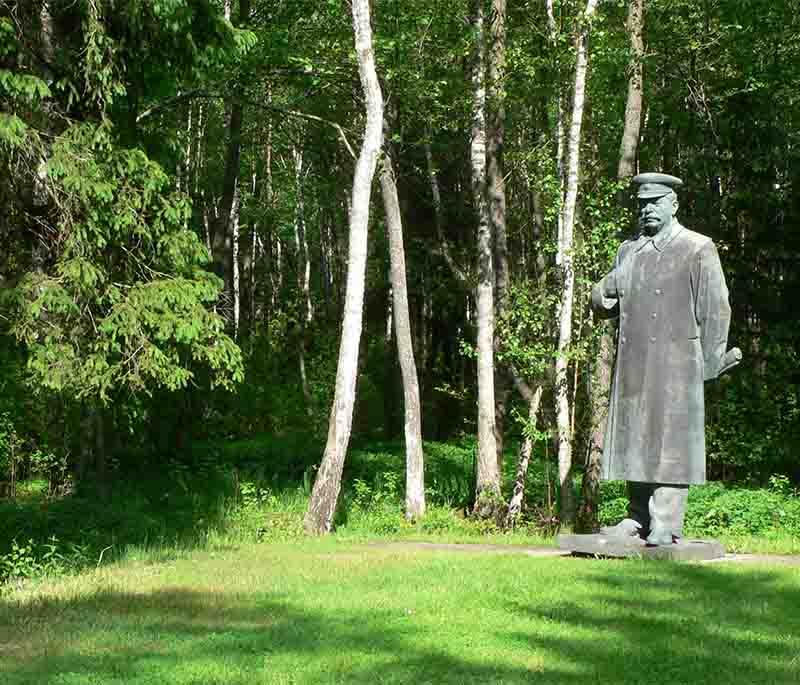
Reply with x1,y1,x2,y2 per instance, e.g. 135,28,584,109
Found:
591,173,740,546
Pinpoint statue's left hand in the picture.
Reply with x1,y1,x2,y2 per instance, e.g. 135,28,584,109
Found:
718,347,742,376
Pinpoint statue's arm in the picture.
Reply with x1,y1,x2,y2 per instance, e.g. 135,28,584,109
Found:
591,248,622,320
694,241,733,380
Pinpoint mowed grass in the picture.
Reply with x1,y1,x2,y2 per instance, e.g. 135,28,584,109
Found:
1,541,799,684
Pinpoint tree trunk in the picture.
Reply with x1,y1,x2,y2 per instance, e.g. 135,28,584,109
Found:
213,103,241,312
470,0,500,511
487,0,509,476
617,0,645,181
293,147,314,325
264,115,275,323
380,116,426,521
303,0,384,535
294,147,313,414
555,0,599,530
212,0,250,323
546,0,566,243
505,383,544,529
488,0,508,313
579,0,644,531
232,184,241,339
425,139,469,285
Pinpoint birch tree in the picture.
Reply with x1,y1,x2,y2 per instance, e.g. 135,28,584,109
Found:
471,0,501,512
304,0,384,535
554,0,600,528
581,0,644,529
380,115,425,520
293,146,314,414
487,0,510,475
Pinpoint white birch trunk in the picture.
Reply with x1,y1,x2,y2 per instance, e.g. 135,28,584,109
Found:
380,125,426,520
231,183,241,339
293,147,314,323
304,0,384,535
471,0,500,509
265,111,275,317
546,0,566,251
555,0,600,528
250,166,259,326
202,195,212,255
274,237,282,310
194,103,204,197
488,0,510,476
580,0,642,530
505,385,544,528
293,147,314,413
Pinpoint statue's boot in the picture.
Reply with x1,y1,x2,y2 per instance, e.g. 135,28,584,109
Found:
598,482,654,540
600,518,644,538
645,485,689,546
645,525,674,546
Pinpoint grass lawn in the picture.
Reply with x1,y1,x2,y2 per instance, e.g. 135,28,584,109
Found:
1,541,799,684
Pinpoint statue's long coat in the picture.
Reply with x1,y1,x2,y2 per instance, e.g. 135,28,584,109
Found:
591,222,731,484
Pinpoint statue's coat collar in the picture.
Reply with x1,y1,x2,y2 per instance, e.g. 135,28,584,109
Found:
635,220,683,252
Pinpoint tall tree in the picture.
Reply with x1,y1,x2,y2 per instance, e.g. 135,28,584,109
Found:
379,114,425,520
471,0,501,512
617,0,645,180
293,146,314,415
580,0,645,530
304,0,384,535
487,0,510,475
213,0,251,329
555,0,600,528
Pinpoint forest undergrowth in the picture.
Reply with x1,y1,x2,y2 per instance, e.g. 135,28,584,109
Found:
2,434,799,590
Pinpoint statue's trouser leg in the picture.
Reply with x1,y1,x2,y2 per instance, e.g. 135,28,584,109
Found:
643,484,689,545
626,482,653,535
626,482,689,542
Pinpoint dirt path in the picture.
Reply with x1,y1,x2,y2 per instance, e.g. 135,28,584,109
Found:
365,541,800,566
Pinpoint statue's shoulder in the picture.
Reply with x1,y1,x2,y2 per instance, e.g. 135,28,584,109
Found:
617,237,638,258
676,224,714,250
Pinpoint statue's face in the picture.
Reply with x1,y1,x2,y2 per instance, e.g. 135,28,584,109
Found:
638,193,677,235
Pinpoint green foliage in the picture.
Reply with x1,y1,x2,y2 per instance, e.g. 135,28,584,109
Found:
598,478,800,541
496,281,559,381
11,121,242,400
226,481,305,543
0,537,91,587
684,480,800,539
0,412,20,479
706,371,800,480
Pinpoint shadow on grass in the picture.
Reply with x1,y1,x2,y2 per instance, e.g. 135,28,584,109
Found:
0,475,234,566
1,586,536,684
506,560,800,683
1,559,798,684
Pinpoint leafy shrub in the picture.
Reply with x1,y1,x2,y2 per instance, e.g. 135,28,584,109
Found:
598,478,800,539
0,536,91,587
226,480,304,543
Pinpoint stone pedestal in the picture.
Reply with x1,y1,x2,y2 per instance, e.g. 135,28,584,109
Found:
557,533,725,561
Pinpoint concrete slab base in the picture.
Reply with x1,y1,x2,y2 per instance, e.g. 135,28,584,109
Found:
557,534,726,561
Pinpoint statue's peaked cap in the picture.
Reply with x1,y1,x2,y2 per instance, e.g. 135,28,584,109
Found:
633,172,683,199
